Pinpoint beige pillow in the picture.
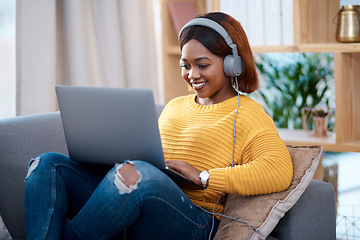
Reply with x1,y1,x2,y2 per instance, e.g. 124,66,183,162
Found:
213,145,323,240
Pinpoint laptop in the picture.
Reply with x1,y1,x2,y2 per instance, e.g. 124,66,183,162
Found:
55,85,201,190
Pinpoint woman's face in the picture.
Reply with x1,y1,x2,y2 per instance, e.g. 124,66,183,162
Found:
180,39,236,105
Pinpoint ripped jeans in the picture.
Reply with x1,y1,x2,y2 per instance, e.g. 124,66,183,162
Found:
24,152,219,240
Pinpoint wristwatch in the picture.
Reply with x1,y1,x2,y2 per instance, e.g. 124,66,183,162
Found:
199,171,210,189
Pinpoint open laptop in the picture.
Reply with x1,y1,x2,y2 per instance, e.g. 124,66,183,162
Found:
55,85,201,190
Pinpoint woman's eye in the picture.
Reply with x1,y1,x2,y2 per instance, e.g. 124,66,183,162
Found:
181,64,191,70
199,64,209,69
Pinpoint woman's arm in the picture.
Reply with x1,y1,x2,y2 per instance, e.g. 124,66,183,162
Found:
209,130,293,196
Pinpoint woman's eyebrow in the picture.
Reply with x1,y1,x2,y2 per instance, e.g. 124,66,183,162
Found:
195,57,211,61
180,57,211,62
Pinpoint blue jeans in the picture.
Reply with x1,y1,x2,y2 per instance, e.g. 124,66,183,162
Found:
25,152,219,240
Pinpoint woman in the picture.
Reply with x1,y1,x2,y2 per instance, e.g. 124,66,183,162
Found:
25,12,293,240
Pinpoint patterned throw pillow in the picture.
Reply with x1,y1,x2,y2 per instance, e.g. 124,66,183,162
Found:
214,145,322,240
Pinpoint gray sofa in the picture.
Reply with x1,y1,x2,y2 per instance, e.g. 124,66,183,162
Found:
0,111,336,239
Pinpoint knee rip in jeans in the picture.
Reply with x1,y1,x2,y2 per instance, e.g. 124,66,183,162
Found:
25,156,41,181
114,161,142,194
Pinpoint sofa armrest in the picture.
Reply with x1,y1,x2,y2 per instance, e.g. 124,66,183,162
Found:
267,179,336,240
0,112,68,239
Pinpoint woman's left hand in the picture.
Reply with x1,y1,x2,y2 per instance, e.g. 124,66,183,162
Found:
165,160,202,186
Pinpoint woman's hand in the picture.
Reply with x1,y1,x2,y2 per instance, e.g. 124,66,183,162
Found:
165,160,202,186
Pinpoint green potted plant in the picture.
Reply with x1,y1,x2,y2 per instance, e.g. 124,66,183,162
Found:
251,52,334,131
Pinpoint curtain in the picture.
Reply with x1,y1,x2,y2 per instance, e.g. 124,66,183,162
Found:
16,0,161,116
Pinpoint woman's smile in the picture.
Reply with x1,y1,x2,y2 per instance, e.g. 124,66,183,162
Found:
190,80,207,90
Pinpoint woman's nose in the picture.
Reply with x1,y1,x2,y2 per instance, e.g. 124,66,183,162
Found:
188,67,200,79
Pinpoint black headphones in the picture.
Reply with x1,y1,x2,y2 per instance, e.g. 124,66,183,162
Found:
178,18,243,78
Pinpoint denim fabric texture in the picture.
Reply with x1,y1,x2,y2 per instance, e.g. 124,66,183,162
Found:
25,152,219,240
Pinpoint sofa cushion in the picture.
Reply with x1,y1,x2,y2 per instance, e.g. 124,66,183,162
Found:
0,215,11,240
213,145,322,240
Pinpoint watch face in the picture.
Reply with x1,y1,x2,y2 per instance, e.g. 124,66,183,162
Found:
200,171,209,180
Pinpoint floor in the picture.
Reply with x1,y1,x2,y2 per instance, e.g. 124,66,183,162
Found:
323,151,360,240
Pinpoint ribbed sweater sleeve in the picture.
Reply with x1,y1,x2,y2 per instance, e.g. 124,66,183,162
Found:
209,130,293,195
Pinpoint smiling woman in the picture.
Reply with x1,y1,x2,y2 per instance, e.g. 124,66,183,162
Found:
0,0,16,119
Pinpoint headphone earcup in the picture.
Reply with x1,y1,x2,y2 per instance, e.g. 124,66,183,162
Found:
223,54,243,77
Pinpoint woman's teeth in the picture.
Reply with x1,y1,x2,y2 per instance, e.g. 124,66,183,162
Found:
192,82,206,89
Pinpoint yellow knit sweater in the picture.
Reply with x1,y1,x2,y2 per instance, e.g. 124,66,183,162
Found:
158,94,293,217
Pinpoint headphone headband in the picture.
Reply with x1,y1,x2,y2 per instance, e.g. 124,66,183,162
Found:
178,18,237,55
178,18,230,44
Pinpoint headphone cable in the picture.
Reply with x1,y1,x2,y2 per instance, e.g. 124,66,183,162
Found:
206,77,252,240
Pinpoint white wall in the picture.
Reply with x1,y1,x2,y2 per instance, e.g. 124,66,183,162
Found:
0,0,16,119
340,0,360,6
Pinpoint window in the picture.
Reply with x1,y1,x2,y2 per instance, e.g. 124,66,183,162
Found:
0,0,16,119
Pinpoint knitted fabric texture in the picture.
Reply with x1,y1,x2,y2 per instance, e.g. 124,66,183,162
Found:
158,94,293,217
